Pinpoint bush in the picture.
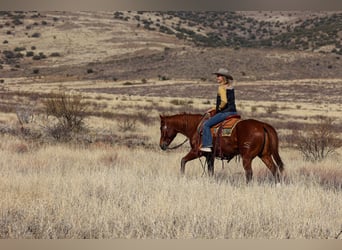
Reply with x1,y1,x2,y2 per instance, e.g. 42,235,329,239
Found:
31,32,41,38
42,90,88,140
49,52,61,57
158,75,170,81
295,116,340,162
118,117,136,132
16,105,34,125
170,99,187,106
265,104,278,114
3,50,22,59
14,47,26,52
32,53,47,60
26,51,34,57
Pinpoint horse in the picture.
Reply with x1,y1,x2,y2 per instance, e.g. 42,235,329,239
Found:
159,113,284,184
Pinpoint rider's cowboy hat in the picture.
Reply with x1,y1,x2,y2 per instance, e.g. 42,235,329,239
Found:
212,68,233,80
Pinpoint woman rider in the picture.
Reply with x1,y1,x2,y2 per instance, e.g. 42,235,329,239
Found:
200,68,238,152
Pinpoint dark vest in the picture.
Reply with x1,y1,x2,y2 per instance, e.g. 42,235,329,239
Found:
216,89,237,113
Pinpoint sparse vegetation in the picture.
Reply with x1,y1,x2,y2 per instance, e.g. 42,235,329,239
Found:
42,90,88,141
118,117,137,132
294,116,340,162
31,32,41,38
49,52,61,57
0,11,340,239
265,104,278,114
32,52,47,60
0,135,341,239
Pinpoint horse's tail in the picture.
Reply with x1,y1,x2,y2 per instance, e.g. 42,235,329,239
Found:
263,123,284,173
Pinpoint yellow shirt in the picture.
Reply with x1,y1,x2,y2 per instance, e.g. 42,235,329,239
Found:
217,84,227,110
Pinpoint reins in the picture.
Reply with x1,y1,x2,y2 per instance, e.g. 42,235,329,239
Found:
165,114,193,150
167,138,189,150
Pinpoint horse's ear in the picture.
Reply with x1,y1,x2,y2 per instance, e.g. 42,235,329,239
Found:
159,114,164,119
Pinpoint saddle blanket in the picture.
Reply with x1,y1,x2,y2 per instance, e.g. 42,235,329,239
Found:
211,115,241,137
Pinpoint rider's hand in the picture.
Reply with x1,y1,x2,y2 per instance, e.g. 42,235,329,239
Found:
206,108,214,113
206,108,216,116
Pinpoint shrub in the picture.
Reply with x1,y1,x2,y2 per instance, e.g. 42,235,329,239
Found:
158,75,169,81
31,32,41,38
170,99,187,106
3,50,22,59
16,105,34,125
251,106,257,113
32,55,41,60
14,47,26,52
265,104,278,114
118,117,136,132
295,116,340,162
123,82,134,86
26,51,34,57
32,53,46,60
49,52,61,57
42,90,88,140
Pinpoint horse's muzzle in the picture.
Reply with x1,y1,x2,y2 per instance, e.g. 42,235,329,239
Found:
160,143,168,151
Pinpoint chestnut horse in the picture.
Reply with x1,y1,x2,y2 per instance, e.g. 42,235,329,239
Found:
159,113,284,183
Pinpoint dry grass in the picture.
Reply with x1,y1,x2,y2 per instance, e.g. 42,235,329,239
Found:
1,11,341,239
0,134,341,239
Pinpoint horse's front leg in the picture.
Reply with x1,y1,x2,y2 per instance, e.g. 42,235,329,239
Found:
181,149,199,175
205,153,215,176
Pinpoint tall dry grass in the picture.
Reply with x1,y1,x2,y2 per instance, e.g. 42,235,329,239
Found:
0,134,341,239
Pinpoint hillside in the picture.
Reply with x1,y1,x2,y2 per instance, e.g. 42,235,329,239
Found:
1,11,342,82
138,11,342,52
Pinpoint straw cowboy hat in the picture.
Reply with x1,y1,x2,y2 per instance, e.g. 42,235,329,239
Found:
212,68,233,80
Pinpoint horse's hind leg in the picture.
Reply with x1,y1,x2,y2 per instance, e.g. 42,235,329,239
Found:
242,157,253,183
260,155,280,184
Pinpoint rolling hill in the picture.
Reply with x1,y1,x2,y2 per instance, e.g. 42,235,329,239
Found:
1,11,342,82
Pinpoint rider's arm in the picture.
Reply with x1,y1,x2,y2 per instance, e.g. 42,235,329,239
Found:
218,85,228,110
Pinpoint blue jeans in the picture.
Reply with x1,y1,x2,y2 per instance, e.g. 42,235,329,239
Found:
202,112,237,147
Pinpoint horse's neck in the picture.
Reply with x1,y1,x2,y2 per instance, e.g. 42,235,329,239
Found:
175,114,202,138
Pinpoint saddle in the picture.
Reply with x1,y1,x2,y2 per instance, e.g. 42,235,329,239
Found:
197,113,241,159
198,113,241,137
210,114,241,137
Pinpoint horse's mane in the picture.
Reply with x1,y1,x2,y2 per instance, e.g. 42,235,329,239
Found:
160,112,204,132
164,112,203,118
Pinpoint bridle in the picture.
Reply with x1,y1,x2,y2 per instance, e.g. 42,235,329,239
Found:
161,119,189,150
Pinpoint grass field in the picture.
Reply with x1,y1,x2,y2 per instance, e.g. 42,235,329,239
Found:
0,134,341,239
0,11,341,239
0,77,341,239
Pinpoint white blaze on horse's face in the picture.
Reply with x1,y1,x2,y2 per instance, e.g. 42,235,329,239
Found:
159,119,177,150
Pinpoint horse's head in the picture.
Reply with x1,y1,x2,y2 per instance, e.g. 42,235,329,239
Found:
159,115,178,150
